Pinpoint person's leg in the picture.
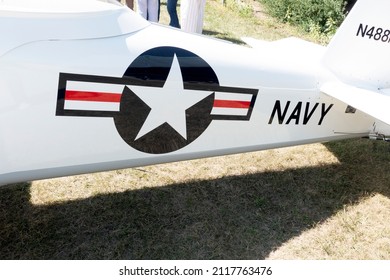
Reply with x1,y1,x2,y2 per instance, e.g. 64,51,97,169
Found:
147,0,160,22
181,0,204,33
181,0,195,33
196,0,206,33
167,0,180,28
137,0,148,19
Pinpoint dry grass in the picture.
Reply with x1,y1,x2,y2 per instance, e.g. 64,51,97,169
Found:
1,1,390,260
2,139,390,259
29,143,339,206
268,193,390,259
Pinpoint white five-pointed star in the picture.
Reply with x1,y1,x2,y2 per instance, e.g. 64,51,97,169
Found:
128,54,213,141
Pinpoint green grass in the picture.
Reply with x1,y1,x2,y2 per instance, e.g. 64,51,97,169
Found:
1,0,390,259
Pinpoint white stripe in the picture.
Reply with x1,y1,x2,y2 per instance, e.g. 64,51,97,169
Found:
64,100,120,111
210,107,249,116
66,81,125,94
214,92,253,102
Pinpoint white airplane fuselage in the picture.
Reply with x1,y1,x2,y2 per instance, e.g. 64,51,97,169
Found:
0,0,386,185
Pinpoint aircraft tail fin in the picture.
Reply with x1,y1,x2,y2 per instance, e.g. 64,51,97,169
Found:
323,0,390,89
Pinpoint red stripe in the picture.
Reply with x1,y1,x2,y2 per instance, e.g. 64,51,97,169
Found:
65,90,121,103
213,100,251,109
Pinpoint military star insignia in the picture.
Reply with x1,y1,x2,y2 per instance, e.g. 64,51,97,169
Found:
128,54,213,141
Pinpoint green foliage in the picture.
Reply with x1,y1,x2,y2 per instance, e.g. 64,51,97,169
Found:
260,0,346,36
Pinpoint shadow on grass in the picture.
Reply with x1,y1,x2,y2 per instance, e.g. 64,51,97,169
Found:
1,139,390,259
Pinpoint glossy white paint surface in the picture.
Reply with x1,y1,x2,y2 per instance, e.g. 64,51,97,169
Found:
0,0,387,185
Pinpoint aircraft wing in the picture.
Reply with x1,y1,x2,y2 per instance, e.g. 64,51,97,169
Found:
242,36,324,53
321,82,390,125
241,37,270,48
